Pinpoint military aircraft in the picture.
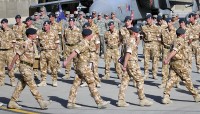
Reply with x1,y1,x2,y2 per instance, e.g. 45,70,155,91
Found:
89,0,200,21
30,0,199,21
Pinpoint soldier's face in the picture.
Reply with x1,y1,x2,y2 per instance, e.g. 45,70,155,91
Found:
146,18,152,24
15,18,21,23
1,22,8,28
69,20,74,26
50,16,55,22
87,19,93,23
26,20,32,26
109,24,114,30
189,16,195,23
167,22,172,26
44,24,50,31
125,20,132,26
179,22,185,28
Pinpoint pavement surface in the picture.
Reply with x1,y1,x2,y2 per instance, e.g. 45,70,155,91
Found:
0,42,200,114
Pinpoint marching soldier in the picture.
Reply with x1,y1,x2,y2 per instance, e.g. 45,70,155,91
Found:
80,22,101,88
158,18,176,88
141,14,160,79
37,21,59,87
7,28,51,109
102,21,122,80
117,26,153,107
62,17,82,79
162,28,200,104
63,29,110,109
0,19,16,87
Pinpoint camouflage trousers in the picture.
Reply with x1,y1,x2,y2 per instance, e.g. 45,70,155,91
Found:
186,45,192,72
68,65,103,105
99,35,105,56
65,45,77,76
10,64,43,102
90,52,101,84
40,50,58,81
0,49,15,84
164,60,199,97
118,60,146,101
104,48,122,78
161,46,171,85
143,42,160,77
189,40,200,71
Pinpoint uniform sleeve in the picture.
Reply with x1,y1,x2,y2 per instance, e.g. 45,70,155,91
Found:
10,30,16,43
54,31,60,44
94,34,100,44
173,39,183,52
74,40,87,54
16,42,25,56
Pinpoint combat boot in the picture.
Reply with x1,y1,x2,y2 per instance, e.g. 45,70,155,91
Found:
37,81,47,87
67,103,82,109
96,83,101,88
97,101,110,109
162,95,172,104
38,100,52,109
194,95,200,102
101,75,110,80
158,84,165,89
116,100,129,107
62,74,70,79
144,73,149,80
174,83,180,88
139,98,153,106
52,80,58,87
7,100,21,109
80,82,88,87
152,75,158,80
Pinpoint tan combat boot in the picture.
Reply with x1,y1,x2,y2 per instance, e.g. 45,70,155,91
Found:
162,95,172,104
144,73,149,80
96,83,101,88
7,100,21,109
139,98,153,106
37,81,47,87
116,100,130,107
80,82,88,87
62,74,70,79
101,75,110,80
194,95,200,102
52,80,58,87
67,103,82,109
97,101,110,109
38,100,52,109
10,81,16,87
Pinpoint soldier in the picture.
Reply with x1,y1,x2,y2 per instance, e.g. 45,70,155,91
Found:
171,13,179,29
117,26,153,107
110,12,121,30
141,14,160,79
162,28,200,104
92,11,98,24
7,28,51,109
40,6,49,22
74,11,79,21
96,13,107,58
62,17,82,79
104,14,111,30
195,11,200,24
33,12,44,30
80,22,101,88
102,21,122,80
187,13,200,73
37,21,59,87
24,17,40,80
12,15,26,72
158,18,176,88
63,29,110,109
77,11,87,31
0,19,16,87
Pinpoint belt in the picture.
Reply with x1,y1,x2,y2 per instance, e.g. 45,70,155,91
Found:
192,39,199,42
107,45,118,49
144,41,152,43
163,45,171,49
20,61,33,67
0,49,11,51
41,49,56,51
66,43,78,46
16,39,23,41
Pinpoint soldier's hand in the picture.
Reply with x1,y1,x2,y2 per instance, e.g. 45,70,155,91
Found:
163,59,169,65
63,60,67,67
122,66,126,72
8,65,13,71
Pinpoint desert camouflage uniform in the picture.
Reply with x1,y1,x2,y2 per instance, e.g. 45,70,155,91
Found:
12,23,26,72
64,26,82,79
141,24,160,79
0,28,16,86
187,22,200,72
96,18,107,56
10,38,44,103
160,26,176,86
68,39,105,106
38,30,59,86
102,29,122,79
163,36,200,102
